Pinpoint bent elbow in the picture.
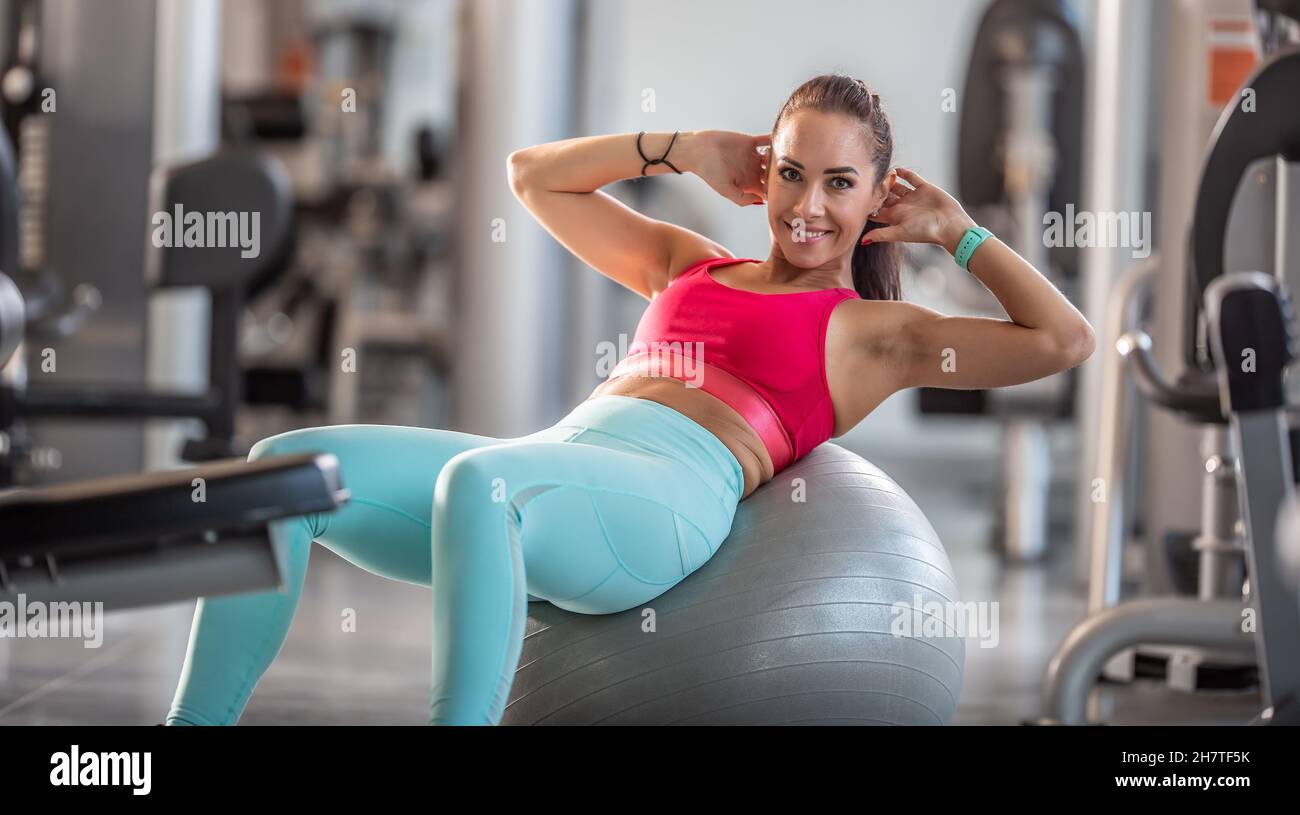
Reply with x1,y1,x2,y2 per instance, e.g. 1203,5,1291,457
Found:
1060,323,1096,368
507,149,534,197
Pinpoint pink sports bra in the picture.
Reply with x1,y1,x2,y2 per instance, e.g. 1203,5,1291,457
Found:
607,256,860,474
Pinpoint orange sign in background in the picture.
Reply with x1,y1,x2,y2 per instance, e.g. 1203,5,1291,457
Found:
1206,17,1259,108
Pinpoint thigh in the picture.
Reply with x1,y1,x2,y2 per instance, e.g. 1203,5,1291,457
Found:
440,439,737,614
252,423,508,583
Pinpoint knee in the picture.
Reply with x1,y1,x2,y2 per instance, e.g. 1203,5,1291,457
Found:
248,429,335,537
435,450,506,507
248,426,336,463
248,430,298,463
432,451,522,554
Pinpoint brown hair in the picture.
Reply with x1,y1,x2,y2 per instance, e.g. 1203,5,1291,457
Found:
770,74,902,301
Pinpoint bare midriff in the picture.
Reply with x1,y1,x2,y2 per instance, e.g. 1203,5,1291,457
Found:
585,375,772,500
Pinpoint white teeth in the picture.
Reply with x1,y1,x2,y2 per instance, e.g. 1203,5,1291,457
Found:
790,223,829,237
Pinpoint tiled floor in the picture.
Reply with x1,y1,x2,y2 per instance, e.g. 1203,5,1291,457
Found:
0,451,1267,726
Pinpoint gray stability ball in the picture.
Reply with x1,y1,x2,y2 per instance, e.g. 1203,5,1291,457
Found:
502,443,965,725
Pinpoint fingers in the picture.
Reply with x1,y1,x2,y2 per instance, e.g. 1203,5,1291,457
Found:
733,173,765,204
755,137,772,181
888,179,916,200
880,171,917,210
860,224,903,245
872,199,906,222
893,166,925,187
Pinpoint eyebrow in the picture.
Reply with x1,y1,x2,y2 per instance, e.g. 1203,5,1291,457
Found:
780,157,859,176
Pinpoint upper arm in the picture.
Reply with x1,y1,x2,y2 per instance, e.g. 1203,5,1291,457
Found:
509,155,727,300
868,301,1089,392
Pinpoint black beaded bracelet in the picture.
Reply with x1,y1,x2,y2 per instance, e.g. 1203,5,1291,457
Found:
637,130,683,176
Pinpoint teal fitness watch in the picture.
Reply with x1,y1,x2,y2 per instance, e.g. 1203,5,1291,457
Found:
953,225,993,271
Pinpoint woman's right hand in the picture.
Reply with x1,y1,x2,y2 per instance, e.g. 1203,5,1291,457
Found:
682,130,770,207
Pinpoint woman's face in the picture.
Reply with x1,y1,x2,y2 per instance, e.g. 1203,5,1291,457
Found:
764,109,893,266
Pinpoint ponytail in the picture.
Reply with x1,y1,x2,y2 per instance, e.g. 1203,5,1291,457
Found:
852,219,902,301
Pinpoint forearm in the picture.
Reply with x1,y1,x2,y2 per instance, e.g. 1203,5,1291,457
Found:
508,131,698,193
938,220,1093,347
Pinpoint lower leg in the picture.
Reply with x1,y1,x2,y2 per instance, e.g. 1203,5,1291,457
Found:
166,514,313,725
428,455,528,725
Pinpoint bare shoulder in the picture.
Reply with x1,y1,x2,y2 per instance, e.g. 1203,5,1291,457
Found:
656,222,734,294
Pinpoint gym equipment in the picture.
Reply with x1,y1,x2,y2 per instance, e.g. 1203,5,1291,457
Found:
1069,0,1289,682
1043,273,1299,724
0,53,347,614
0,0,303,482
1115,0,1296,602
1281,493,1300,592
1,0,105,350
1040,43,1300,724
0,450,347,611
919,0,1085,561
957,0,1084,279
2,0,49,283
0,260,348,610
219,2,454,433
0,124,295,485
502,443,964,725
1205,273,1299,724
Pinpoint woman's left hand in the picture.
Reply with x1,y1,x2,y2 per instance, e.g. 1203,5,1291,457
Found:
860,167,976,253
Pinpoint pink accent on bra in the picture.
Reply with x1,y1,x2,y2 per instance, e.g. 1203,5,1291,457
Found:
609,348,795,473
604,256,860,474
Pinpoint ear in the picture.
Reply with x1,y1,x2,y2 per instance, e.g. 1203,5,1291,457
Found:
867,168,896,219
880,167,898,199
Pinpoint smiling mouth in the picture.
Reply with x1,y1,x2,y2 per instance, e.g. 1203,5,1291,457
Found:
785,221,834,242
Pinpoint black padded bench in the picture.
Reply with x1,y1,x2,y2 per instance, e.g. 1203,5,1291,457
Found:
0,452,348,610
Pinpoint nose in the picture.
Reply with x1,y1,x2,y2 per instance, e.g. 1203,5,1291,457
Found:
792,185,827,222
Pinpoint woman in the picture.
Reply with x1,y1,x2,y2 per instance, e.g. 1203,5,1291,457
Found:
165,74,1094,726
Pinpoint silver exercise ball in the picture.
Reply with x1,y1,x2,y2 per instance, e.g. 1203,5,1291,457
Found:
502,443,965,725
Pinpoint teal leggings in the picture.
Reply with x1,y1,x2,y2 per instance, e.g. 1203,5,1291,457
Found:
165,395,744,725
